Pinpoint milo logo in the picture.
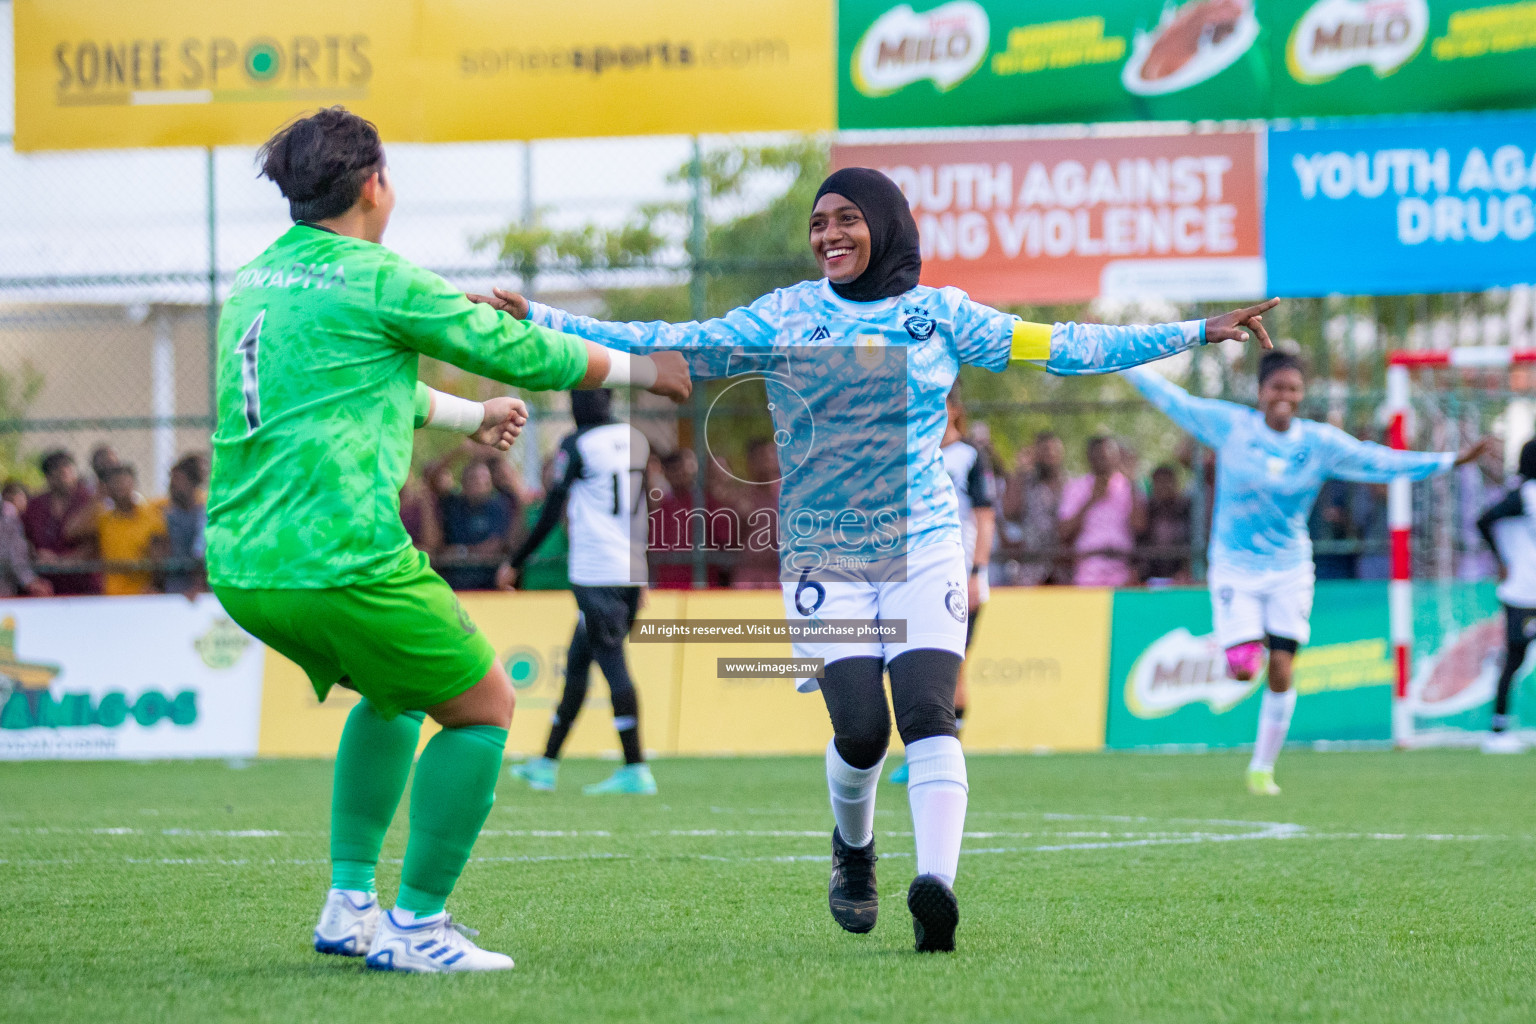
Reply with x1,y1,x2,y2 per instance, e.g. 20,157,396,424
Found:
1287,0,1428,83
1125,627,1259,718
852,1,990,97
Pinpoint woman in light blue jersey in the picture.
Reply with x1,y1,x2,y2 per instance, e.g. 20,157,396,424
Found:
475,167,1276,953
1127,352,1490,796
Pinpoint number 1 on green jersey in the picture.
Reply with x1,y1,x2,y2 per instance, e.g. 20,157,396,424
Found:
237,311,264,433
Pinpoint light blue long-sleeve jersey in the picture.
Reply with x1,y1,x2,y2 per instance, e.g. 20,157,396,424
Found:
1125,366,1455,574
533,279,1203,565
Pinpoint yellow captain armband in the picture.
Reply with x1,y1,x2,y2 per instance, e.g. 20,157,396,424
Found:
1009,321,1052,362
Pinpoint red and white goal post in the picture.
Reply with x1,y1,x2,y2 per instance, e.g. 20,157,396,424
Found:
1386,347,1536,747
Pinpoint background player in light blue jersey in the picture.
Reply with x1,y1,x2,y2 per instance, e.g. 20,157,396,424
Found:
1127,352,1491,795
473,167,1276,953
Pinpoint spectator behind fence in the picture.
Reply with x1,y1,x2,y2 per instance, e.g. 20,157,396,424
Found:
512,454,571,591
1140,463,1193,583
1350,425,1393,581
89,444,119,497
438,459,515,590
1352,481,1392,580
1308,478,1357,580
0,481,50,597
162,455,208,596
731,438,782,589
1175,436,1216,558
24,450,101,595
651,448,730,589
1458,439,1506,580
1059,435,1144,587
1004,431,1065,585
488,452,538,510
399,473,443,556
92,464,167,596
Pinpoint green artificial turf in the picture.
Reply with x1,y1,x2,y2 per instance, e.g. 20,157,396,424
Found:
2,750,1533,1023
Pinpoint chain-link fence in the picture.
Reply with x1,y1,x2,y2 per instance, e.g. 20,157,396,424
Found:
2,128,1533,591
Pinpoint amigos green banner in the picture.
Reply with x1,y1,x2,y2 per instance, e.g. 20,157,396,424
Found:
838,0,1536,129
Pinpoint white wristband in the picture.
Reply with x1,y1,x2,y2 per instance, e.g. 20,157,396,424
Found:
425,388,485,435
600,348,658,389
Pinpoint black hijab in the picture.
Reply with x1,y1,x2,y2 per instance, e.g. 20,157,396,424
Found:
813,167,921,303
571,389,613,427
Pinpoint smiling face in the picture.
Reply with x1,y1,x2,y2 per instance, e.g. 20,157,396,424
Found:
809,193,872,284
1258,366,1305,432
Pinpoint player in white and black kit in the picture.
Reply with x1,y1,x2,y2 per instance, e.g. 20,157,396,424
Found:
507,389,656,794
1476,439,1536,754
890,384,994,784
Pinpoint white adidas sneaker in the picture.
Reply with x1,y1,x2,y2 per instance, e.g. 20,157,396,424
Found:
365,909,514,973
313,888,380,957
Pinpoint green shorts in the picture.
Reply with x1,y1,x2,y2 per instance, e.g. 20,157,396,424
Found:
214,550,496,720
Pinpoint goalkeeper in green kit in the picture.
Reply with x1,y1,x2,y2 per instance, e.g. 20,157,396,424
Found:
207,107,690,974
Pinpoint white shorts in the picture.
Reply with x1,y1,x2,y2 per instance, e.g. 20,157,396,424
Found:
1209,562,1315,649
784,541,969,692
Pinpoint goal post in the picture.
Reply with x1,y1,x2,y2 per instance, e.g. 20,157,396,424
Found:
1385,347,1536,747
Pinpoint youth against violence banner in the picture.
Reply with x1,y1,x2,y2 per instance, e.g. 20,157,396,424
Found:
838,0,1536,130
833,129,1264,304
12,0,834,151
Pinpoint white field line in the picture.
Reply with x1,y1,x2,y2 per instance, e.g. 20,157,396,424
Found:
1,812,1524,869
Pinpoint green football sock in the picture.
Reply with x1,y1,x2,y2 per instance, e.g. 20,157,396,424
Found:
329,701,424,894
397,724,508,916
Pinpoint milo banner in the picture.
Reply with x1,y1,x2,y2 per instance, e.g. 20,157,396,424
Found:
0,595,265,760
1405,580,1536,736
1267,111,1536,296
1105,580,1527,749
833,130,1264,303
838,0,1536,129
12,0,834,151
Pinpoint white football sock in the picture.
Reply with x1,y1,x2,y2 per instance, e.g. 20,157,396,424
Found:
389,907,443,926
825,739,884,848
1249,688,1297,771
905,735,968,887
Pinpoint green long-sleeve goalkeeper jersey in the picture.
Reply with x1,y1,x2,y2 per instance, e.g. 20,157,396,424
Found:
207,223,588,589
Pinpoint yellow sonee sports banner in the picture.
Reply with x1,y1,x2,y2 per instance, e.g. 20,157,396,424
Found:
12,0,835,152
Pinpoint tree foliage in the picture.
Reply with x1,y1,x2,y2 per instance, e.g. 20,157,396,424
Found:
476,139,828,324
